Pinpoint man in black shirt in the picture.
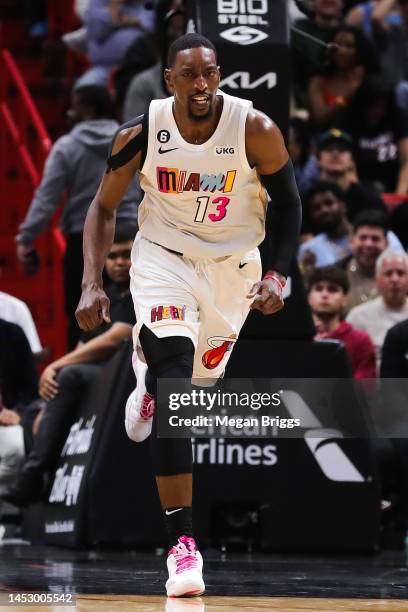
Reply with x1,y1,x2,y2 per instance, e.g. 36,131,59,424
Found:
317,129,387,220
381,320,408,378
1,224,136,507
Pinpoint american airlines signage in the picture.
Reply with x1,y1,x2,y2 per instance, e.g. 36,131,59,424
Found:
220,71,277,89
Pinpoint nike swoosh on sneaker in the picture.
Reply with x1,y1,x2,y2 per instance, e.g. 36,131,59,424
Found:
239,262,248,269
158,146,178,154
165,508,183,515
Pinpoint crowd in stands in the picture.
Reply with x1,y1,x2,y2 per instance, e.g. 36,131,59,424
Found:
1,0,408,542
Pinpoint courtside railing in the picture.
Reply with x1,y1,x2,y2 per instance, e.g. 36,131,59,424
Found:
0,48,67,358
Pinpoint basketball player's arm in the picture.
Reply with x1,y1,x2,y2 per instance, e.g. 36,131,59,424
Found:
76,125,142,331
246,110,302,315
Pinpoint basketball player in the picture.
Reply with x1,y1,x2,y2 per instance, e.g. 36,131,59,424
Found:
76,33,301,597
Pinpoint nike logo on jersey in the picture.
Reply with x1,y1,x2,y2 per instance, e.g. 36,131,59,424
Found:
165,508,183,516
239,262,248,269
158,146,178,154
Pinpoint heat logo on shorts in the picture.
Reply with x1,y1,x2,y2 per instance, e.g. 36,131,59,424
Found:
157,167,237,194
202,334,237,370
151,305,185,322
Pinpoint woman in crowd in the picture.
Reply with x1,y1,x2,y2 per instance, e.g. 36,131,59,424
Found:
308,25,379,129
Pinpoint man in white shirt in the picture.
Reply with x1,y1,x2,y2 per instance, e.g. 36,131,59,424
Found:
347,250,408,368
0,292,42,355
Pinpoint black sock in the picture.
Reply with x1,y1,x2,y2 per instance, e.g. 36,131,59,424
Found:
145,369,156,395
163,506,193,547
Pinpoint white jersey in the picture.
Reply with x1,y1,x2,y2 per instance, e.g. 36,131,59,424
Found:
138,91,267,259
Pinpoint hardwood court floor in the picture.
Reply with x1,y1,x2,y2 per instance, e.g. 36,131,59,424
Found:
1,545,408,610
2,596,408,611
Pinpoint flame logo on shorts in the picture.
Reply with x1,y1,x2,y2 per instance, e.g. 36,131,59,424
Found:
202,334,237,370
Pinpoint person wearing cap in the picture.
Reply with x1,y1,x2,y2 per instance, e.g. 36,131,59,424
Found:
316,128,387,220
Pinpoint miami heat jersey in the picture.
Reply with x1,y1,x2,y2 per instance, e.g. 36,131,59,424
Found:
138,91,267,258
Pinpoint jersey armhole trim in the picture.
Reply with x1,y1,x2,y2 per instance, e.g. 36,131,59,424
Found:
239,100,254,175
140,100,156,176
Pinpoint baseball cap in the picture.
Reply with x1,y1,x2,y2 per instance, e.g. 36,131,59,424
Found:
317,128,354,151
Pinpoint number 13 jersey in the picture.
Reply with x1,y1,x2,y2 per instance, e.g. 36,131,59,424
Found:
138,91,267,259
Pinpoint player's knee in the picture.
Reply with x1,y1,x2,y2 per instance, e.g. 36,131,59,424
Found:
151,437,193,476
139,325,194,380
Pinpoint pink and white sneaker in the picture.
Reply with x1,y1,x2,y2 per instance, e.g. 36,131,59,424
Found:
166,536,205,598
125,352,155,442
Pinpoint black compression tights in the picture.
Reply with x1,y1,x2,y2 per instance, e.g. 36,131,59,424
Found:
139,325,194,477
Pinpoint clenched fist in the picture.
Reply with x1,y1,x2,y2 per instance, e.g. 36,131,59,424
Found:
75,285,111,331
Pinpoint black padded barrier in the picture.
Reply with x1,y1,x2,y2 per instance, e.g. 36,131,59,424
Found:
42,338,380,552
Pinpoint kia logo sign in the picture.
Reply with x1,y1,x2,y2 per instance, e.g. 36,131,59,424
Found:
220,25,268,45
220,71,277,90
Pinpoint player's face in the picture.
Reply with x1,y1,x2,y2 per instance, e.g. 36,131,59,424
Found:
351,226,387,269
104,240,132,284
309,191,345,230
166,47,220,121
377,257,408,305
308,281,347,316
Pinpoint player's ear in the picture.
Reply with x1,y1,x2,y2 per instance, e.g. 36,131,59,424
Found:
164,68,172,89
164,69,175,94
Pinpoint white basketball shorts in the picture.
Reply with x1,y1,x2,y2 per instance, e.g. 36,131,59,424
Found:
129,233,262,382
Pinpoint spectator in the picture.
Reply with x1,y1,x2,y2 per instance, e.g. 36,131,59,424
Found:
62,0,91,54
380,319,408,533
339,210,398,309
345,0,402,38
123,0,185,121
291,0,344,109
308,25,380,129
0,320,38,498
373,0,408,87
381,318,408,377
0,226,137,507
299,182,352,269
308,266,376,377
76,0,155,88
115,0,186,109
0,321,38,423
0,291,42,358
288,117,320,198
340,76,408,193
347,250,408,368
299,182,402,270
16,86,140,349
316,128,387,220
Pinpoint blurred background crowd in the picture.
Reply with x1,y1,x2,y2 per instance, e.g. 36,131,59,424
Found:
1,0,408,546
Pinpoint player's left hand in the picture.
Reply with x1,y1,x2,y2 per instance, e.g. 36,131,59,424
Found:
247,277,284,315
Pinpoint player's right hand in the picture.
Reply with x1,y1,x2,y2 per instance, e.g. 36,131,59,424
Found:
75,286,111,331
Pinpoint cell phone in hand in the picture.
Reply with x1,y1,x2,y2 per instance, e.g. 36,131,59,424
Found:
23,249,40,274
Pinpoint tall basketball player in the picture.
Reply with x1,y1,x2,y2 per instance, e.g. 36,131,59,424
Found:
76,33,301,597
